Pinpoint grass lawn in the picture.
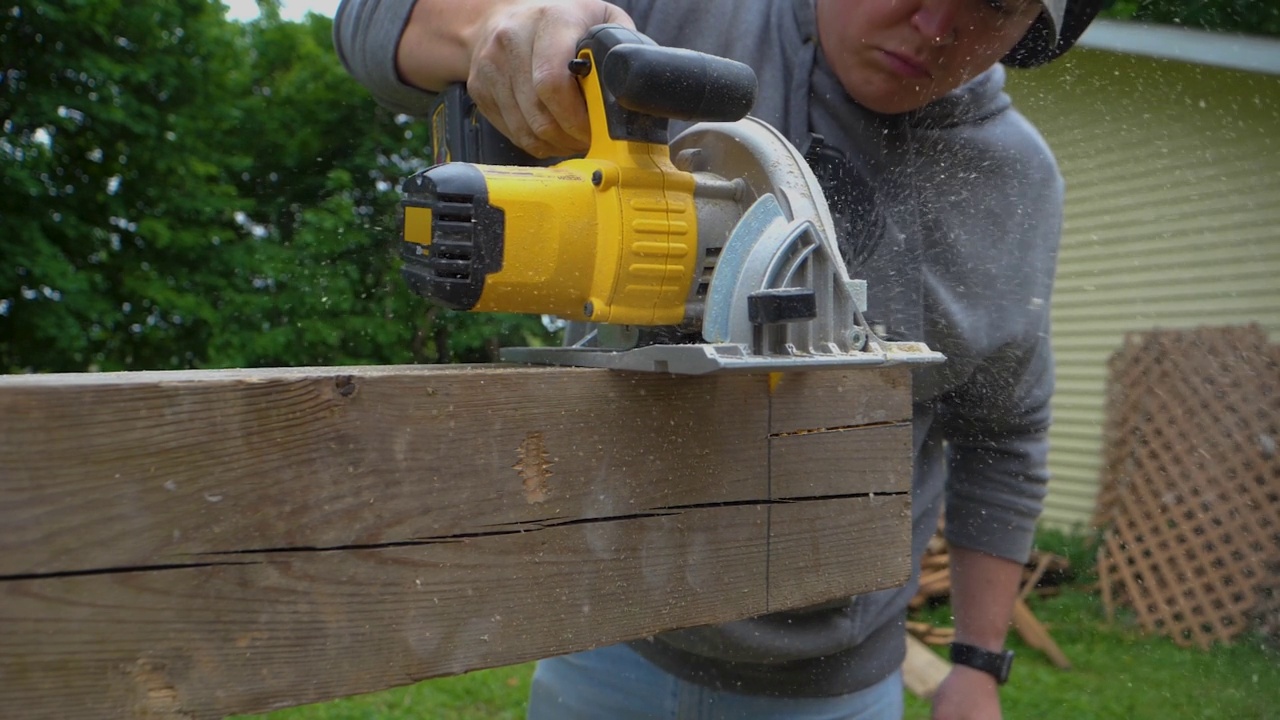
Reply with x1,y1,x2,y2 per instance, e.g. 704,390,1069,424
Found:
903,588,1279,719
238,664,533,720
241,583,1278,720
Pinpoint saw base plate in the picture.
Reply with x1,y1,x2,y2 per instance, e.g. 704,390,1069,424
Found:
500,342,944,375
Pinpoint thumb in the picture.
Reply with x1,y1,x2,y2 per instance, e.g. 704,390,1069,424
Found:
601,3,637,30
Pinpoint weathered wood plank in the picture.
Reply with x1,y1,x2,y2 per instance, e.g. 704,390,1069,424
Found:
768,367,912,435
769,424,913,499
768,495,912,610
2,505,770,719
0,365,914,719
0,366,768,577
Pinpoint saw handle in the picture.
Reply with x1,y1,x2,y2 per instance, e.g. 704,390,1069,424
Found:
602,45,757,123
427,25,759,165
578,24,756,146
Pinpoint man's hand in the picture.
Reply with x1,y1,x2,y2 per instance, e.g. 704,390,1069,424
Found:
933,544,1022,719
397,0,634,158
473,1,640,159
931,665,1002,720
468,1,634,157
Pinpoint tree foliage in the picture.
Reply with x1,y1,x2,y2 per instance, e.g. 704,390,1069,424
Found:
1103,0,1280,37
1,0,551,373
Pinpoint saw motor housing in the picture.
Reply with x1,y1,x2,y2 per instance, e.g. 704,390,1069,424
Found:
401,25,751,329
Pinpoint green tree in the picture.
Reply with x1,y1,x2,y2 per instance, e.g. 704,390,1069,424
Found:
209,11,551,368
1,0,249,371
1,0,551,372
1104,0,1280,37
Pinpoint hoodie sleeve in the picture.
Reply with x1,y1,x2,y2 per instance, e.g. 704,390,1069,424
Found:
938,304,1056,565
917,92,1064,566
333,0,437,115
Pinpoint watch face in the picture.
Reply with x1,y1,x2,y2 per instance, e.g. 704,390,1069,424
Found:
995,650,1014,684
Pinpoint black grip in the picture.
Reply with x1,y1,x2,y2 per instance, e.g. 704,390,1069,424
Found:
601,44,756,123
577,24,757,145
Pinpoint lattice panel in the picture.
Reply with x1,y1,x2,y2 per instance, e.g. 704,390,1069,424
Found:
1094,326,1280,649
1256,557,1280,648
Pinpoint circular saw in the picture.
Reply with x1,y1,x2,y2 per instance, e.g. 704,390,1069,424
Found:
399,24,943,375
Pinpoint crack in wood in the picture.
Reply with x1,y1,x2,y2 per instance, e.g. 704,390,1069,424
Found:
203,494,904,552
0,560,261,583
1,493,907,582
771,491,908,503
769,420,910,439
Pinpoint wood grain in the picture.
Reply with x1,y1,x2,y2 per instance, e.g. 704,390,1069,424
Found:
0,366,767,577
768,367,912,435
767,495,912,610
769,423,912,499
0,364,914,719
3,505,770,718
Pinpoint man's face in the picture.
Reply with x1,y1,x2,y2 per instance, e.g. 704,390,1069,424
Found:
816,0,1045,114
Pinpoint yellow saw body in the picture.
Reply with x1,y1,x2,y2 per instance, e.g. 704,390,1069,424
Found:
405,143,697,326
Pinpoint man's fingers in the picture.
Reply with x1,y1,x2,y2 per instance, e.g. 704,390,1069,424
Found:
470,43,568,157
514,61,587,155
600,3,636,30
530,3,637,150
484,77,562,159
464,1,638,158
530,20,592,147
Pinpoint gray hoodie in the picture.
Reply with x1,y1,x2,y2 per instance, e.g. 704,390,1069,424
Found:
334,0,1061,697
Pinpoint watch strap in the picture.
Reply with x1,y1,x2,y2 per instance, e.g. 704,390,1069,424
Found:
949,642,1015,684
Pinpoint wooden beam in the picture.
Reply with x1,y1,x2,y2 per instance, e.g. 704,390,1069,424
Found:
1012,599,1073,670
0,365,914,719
902,634,951,699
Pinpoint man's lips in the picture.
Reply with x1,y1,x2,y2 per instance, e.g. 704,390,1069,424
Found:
878,49,932,79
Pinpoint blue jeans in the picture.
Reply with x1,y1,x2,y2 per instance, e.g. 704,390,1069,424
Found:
527,644,904,720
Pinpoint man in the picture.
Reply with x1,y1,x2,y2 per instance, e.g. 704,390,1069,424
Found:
333,1,1101,718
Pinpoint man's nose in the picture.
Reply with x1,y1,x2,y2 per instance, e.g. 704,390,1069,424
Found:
912,0,962,46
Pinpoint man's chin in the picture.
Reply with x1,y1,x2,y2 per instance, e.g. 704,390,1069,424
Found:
851,90,935,116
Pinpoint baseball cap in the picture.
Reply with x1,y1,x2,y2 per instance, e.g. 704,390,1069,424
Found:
1038,0,1068,40
1005,0,1105,68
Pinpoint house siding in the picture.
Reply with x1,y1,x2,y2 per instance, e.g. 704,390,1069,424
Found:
1005,47,1280,529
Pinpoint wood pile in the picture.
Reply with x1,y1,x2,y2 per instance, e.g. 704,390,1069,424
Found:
906,620,955,647
902,634,952,700
909,527,1071,615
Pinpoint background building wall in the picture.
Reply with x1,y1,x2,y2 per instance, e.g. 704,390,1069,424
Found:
1005,41,1280,528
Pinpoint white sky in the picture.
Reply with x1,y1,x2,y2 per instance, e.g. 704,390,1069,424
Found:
223,0,342,22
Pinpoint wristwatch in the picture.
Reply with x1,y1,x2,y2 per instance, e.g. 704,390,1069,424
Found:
949,642,1015,684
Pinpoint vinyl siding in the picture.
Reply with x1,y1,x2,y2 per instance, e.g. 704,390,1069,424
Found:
1005,47,1280,529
